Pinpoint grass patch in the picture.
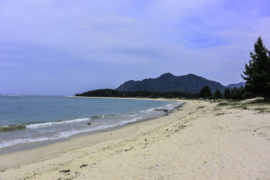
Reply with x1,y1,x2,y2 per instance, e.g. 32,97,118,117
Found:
217,99,240,106
232,105,248,110
197,106,205,109
210,99,223,103
215,113,225,116
249,101,270,106
254,107,269,113
218,102,229,106
206,98,270,113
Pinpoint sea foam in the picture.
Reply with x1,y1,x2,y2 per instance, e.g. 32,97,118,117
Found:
0,98,183,150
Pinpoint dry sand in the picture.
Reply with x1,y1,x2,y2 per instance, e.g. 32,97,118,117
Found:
0,100,270,180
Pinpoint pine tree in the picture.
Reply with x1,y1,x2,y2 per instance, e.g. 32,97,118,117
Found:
224,88,231,99
199,86,212,98
242,37,270,101
214,90,222,99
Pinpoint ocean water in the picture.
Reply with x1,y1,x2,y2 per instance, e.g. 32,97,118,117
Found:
0,96,182,149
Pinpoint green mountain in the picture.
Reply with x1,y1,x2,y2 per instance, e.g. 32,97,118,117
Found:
116,73,226,93
227,82,245,89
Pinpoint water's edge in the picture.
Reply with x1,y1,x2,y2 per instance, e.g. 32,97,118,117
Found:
0,99,184,154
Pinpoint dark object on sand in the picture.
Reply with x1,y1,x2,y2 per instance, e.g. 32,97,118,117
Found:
80,164,88,168
155,108,168,112
59,169,70,173
87,122,91,126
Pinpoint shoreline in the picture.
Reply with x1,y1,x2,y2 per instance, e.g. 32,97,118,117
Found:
67,95,176,102
0,97,178,152
1,99,270,179
0,99,183,170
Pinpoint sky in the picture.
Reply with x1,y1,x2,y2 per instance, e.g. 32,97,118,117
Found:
0,0,270,95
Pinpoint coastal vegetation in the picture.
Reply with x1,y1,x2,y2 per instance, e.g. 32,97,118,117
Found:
75,86,247,100
199,85,212,98
75,89,198,99
76,37,270,102
116,73,225,93
242,37,270,102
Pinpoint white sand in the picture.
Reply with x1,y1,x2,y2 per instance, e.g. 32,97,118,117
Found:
0,100,270,180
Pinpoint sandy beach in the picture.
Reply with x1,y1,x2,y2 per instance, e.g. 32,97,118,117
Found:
0,99,270,180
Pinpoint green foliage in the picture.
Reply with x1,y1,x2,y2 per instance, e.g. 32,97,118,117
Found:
75,89,199,99
117,73,225,94
75,86,249,101
78,37,270,102
214,90,222,99
230,87,246,100
199,85,212,98
224,88,231,99
242,37,270,101
223,87,248,100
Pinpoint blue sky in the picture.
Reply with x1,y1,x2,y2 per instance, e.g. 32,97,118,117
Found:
0,0,270,95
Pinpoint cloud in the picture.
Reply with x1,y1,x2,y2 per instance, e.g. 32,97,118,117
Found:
0,0,270,94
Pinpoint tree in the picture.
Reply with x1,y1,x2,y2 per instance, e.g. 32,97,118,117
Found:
223,88,231,99
199,85,212,98
214,90,222,99
242,37,270,101
230,87,245,100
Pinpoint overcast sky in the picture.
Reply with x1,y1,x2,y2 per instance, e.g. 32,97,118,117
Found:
0,0,270,95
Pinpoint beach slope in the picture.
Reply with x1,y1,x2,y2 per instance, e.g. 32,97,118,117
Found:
1,100,270,180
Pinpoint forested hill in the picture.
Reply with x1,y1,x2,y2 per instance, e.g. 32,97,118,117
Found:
116,73,226,93
227,82,246,89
